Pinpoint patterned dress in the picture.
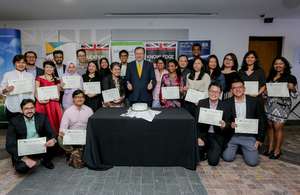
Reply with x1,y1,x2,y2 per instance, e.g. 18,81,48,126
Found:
102,74,126,107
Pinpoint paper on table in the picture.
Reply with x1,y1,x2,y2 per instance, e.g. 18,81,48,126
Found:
185,89,206,103
18,137,46,156
235,118,258,134
83,82,101,94
37,85,59,101
161,86,180,100
63,76,81,89
102,88,121,103
8,78,33,95
244,81,258,95
63,130,86,145
266,82,289,97
120,65,127,77
198,107,223,126
121,108,161,122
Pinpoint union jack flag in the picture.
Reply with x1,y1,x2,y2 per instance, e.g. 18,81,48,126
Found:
146,43,176,50
81,44,109,51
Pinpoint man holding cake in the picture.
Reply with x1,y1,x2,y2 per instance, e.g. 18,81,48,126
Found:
125,47,157,107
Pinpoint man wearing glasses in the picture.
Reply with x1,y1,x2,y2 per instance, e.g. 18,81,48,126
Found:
24,51,44,78
53,50,66,80
6,99,58,172
195,82,231,166
76,49,88,76
223,79,267,166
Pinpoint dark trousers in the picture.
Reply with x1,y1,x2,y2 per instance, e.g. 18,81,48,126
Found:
200,133,222,166
5,108,20,122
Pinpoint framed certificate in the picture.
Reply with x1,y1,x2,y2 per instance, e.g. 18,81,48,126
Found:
102,88,121,103
161,86,180,100
266,83,289,97
185,89,206,103
198,107,223,126
244,81,258,95
83,82,101,94
120,65,127,77
235,118,258,134
18,137,47,156
63,130,86,145
37,85,59,101
8,78,33,95
63,76,81,89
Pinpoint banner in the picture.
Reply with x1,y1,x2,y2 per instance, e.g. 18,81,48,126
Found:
45,42,77,65
145,42,177,68
178,41,211,60
81,44,110,66
111,42,143,63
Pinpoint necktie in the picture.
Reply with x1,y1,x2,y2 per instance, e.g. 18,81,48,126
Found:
137,62,142,78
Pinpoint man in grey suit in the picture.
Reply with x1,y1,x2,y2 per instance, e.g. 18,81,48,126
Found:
223,79,267,166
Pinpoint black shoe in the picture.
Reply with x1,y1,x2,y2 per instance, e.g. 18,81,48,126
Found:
200,152,208,161
263,150,273,156
41,160,54,169
269,153,281,159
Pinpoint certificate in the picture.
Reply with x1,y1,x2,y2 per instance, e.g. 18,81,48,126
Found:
120,65,127,77
8,78,33,95
63,76,81,89
63,130,86,145
185,89,206,103
18,137,46,156
244,81,258,95
37,85,59,101
161,87,180,99
198,107,223,126
83,82,101,94
266,83,289,97
102,88,121,103
235,118,258,134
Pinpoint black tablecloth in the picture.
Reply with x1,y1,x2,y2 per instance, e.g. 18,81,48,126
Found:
82,108,199,170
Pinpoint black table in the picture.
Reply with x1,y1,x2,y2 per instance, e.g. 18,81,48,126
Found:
82,108,199,170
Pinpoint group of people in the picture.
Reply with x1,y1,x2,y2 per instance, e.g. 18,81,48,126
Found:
0,44,298,172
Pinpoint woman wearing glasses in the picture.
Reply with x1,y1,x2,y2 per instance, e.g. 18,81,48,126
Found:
221,53,239,99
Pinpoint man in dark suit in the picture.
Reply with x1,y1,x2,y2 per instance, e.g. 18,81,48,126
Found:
125,46,156,107
187,43,206,70
24,51,44,78
53,50,66,80
195,82,231,166
223,79,267,166
6,99,58,173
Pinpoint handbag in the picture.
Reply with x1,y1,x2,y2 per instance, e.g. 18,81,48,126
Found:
68,147,85,169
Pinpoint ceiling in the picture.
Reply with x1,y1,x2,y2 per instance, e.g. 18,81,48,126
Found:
1,0,300,20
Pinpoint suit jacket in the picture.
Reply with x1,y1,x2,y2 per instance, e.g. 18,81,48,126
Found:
6,112,57,162
36,66,44,78
54,64,66,78
125,60,157,102
224,95,267,143
195,98,231,149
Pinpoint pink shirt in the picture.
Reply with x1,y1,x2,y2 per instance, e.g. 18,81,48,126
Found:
59,105,93,132
152,69,169,100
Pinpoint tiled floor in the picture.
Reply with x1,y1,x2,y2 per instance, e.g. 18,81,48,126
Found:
0,125,300,195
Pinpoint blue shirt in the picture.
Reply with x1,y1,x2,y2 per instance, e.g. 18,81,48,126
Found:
26,66,37,78
208,100,219,133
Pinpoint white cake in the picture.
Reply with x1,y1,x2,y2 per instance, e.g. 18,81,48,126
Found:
131,103,148,111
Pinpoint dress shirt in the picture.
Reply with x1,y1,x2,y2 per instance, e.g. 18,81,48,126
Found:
0,70,35,112
234,95,246,119
55,65,64,80
26,66,37,78
59,105,93,132
24,116,39,139
76,64,88,76
135,60,144,70
208,100,219,133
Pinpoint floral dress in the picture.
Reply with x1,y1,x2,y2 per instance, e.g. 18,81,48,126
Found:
102,74,126,107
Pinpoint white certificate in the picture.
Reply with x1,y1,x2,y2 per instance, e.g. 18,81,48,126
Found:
63,76,81,89
266,83,289,97
120,65,127,77
18,137,46,156
198,107,223,126
83,82,101,94
8,78,33,95
185,89,206,103
63,130,86,145
102,88,121,103
244,81,258,95
235,118,258,134
162,86,180,99
37,85,59,101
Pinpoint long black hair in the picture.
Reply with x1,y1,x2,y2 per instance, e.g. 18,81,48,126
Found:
220,53,238,71
99,57,111,77
241,50,260,71
167,59,182,82
206,55,221,80
43,60,57,84
267,57,291,82
188,57,205,80
85,60,100,76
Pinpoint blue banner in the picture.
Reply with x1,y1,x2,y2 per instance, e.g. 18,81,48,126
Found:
178,40,211,60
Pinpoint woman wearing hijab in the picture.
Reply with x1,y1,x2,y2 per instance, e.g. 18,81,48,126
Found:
99,57,111,78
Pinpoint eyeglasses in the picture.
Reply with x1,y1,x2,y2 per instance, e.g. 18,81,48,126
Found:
208,90,221,94
225,58,234,62
232,86,244,90
55,57,63,59
74,96,84,99
23,107,35,111
120,55,128,57
78,55,86,58
135,53,144,56
26,56,36,59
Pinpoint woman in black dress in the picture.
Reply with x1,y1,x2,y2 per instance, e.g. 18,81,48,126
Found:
82,61,103,112
221,53,239,99
99,57,111,78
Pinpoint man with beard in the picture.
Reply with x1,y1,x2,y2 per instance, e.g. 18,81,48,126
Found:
53,50,66,80
24,51,44,78
187,43,206,70
6,99,58,172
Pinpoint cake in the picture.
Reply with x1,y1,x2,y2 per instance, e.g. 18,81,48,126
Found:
131,103,148,111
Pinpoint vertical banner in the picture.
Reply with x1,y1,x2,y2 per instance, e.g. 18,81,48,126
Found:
111,42,143,63
0,29,22,82
178,40,211,60
45,42,77,64
145,42,177,68
80,43,110,67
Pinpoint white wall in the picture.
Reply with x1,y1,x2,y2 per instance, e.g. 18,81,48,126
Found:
1,18,300,118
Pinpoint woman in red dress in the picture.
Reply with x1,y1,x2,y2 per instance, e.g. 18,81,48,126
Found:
35,61,62,134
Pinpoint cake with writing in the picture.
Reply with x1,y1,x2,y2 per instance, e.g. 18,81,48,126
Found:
131,103,148,111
